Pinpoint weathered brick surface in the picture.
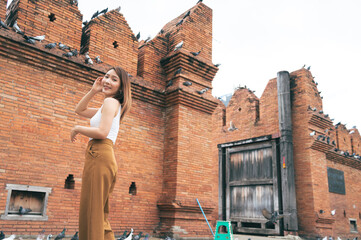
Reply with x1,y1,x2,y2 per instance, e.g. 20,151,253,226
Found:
0,0,6,20
5,0,82,51
212,68,361,239
81,10,138,77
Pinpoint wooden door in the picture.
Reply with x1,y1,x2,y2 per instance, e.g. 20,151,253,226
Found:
225,140,281,235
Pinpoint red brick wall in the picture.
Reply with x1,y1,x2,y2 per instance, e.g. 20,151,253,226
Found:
81,10,138,77
0,2,219,238
5,0,82,50
0,0,6,20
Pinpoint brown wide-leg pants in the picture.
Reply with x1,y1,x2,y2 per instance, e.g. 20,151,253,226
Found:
79,139,118,240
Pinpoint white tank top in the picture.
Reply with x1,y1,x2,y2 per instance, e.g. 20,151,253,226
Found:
89,105,121,144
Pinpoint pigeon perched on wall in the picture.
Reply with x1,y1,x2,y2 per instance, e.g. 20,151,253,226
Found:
23,35,36,44
95,56,102,63
58,42,70,50
183,11,190,19
0,231,5,240
70,0,78,6
28,35,45,42
183,81,192,86
91,10,99,19
123,229,133,240
70,232,78,240
228,121,238,131
3,235,16,240
54,228,66,240
143,234,149,240
136,32,140,40
133,232,143,240
174,67,182,76
70,49,78,57
85,52,93,65
166,80,173,88
117,231,127,240
176,19,183,27
0,18,9,29
99,8,108,15
19,206,32,215
262,208,284,224
174,41,183,51
46,234,52,240
45,42,57,49
190,50,201,56
331,209,336,216
63,52,73,58
13,21,24,35
309,131,316,136
197,88,209,95
197,0,203,3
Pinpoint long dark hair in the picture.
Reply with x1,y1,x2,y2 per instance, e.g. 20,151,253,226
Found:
110,66,132,123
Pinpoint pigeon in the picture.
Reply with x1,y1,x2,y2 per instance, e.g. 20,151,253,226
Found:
115,6,121,12
71,49,78,56
0,231,4,240
159,29,164,34
183,81,192,86
82,21,88,26
174,67,182,76
23,35,36,44
91,10,99,20
63,52,73,58
174,41,184,51
70,232,78,240
133,232,143,240
350,130,355,134
166,80,173,88
310,131,316,136
262,208,284,224
85,57,93,65
228,121,238,131
176,19,183,27
331,209,336,216
190,50,201,56
136,32,140,40
144,36,151,43
95,56,102,63
28,35,45,42
197,0,203,3
124,229,133,240
307,66,311,70
0,18,9,29
46,234,52,240
3,235,16,240
36,230,46,240
197,88,209,95
319,110,323,114
183,11,190,19
99,8,108,15
13,20,24,35
54,228,66,240
58,42,70,50
70,0,78,6
332,140,336,146
322,237,327,240
117,231,127,240
326,137,330,144
19,206,32,214
324,114,329,118
143,234,149,240
45,42,57,49
214,63,221,67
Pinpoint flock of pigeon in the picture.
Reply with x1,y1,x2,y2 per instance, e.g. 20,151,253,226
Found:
0,228,151,240
308,106,360,160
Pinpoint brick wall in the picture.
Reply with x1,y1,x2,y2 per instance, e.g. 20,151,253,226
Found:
0,0,6,20
0,2,219,238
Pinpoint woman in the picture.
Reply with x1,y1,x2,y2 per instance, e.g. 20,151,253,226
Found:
71,66,132,240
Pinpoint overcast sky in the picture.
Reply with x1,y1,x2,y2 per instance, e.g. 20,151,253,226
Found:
9,0,360,129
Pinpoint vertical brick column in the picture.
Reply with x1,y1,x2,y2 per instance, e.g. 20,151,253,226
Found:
0,0,6,20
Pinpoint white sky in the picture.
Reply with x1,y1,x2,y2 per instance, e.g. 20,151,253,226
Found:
8,0,361,129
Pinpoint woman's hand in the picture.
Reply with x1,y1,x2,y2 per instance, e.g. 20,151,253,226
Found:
91,77,103,93
71,126,79,143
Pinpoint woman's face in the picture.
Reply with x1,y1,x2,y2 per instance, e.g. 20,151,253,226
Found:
102,69,121,97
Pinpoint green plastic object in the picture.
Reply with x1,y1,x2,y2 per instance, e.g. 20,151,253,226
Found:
214,221,233,240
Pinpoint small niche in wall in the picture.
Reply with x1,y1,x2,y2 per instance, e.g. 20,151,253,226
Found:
129,182,136,195
1,184,52,221
350,219,358,233
64,174,75,189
